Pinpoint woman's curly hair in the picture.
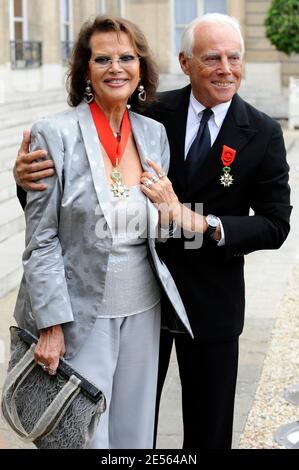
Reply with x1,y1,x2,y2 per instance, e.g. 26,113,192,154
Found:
67,15,159,109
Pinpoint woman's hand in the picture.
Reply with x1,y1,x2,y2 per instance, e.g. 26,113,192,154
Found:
34,324,66,376
140,160,207,233
14,130,55,191
140,160,181,226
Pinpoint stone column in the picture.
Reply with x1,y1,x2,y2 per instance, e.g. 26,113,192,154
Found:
228,0,246,36
73,0,99,36
125,0,171,73
0,0,10,65
38,0,64,89
0,0,10,100
40,0,61,64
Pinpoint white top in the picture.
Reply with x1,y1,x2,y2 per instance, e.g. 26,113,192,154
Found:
96,185,161,318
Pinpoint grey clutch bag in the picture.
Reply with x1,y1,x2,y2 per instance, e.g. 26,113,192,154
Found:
1,326,106,449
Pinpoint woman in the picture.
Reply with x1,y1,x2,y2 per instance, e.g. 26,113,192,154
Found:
13,15,192,449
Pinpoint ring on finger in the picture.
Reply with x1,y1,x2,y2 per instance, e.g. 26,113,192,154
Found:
37,360,48,371
150,175,159,184
158,172,166,179
143,179,152,189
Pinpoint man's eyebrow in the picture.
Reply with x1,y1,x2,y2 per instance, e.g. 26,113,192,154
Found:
203,51,241,58
204,52,219,57
228,51,241,57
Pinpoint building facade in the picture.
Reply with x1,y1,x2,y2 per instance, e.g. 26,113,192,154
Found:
0,0,298,96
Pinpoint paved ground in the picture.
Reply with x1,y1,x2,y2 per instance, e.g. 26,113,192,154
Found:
0,121,298,450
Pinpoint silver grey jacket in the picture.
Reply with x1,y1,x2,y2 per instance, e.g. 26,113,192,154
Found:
14,102,192,359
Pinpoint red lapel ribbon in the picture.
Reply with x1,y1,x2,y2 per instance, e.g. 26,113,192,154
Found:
89,101,131,167
221,145,236,167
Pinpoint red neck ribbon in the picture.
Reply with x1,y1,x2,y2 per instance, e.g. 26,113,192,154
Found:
89,101,131,167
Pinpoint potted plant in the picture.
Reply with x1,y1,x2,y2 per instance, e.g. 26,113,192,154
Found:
265,0,299,56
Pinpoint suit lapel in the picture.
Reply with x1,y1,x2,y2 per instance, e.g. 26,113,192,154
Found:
76,102,113,232
129,111,159,236
129,111,154,170
185,94,258,198
166,107,188,191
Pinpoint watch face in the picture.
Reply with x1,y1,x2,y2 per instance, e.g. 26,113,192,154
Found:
206,214,219,228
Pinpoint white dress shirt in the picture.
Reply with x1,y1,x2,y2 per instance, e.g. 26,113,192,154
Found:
185,92,231,155
185,92,232,245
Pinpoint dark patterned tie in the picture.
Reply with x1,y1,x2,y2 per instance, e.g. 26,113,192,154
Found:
185,108,213,183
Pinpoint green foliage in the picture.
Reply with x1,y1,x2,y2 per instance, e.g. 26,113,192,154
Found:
265,0,299,55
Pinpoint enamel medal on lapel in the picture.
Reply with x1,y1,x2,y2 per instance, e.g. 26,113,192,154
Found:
220,145,236,187
89,102,131,199
111,158,130,198
220,168,234,187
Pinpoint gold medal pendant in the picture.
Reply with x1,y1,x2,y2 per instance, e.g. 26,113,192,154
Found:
111,165,130,199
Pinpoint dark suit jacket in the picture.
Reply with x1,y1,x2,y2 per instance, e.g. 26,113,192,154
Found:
145,85,292,341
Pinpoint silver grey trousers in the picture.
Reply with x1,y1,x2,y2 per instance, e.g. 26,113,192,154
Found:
69,303,161,449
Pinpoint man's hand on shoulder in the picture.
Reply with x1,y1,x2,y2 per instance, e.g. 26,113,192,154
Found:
14,130,55,191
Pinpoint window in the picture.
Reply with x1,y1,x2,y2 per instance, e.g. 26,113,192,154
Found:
204,0,227,14
173,0,227,54
60,0,73,43
9,0,41,69
9,0,28,41
99,0,106,14
60,0,73,64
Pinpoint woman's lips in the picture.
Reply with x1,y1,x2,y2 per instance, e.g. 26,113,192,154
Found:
104,79,129,87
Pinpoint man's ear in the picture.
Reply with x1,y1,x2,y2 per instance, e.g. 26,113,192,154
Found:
179,52,190,76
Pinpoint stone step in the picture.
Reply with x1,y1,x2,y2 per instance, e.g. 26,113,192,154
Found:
0,101,67,172
0,146,16,172
0,88,67,115
0,102,68,147
0,231,24,298
0,171,16,203
0,198,24,244
0,95,67,174
0,124,38,151
0,101,68,131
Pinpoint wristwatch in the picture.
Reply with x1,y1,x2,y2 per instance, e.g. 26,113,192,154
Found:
205,214,220,239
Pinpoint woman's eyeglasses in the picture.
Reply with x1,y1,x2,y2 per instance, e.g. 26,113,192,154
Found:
89,55,140,69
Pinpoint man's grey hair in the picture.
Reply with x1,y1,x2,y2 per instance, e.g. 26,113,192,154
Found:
180,13,245,58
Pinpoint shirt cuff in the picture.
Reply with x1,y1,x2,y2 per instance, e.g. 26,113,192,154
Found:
217,218,225,246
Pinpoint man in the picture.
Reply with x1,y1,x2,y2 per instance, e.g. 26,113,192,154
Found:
14,14,291,449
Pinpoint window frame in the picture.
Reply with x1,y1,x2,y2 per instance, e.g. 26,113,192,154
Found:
9,0,28,41
170,0,227,73
99,0,106,14
60,0,73,43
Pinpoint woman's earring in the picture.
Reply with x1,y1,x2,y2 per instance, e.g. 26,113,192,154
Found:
83,79,94,103
138,84,146,102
